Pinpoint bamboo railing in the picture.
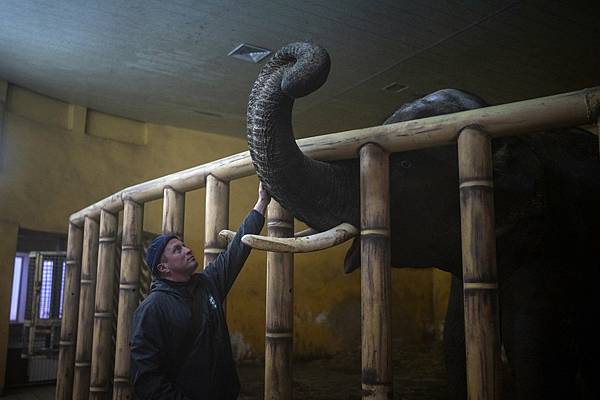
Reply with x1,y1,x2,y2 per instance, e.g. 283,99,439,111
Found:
458,129,500,399
56,223,83,400
89,210,118,400
56,86,600,400
204,175,229,267
264,201,294,400
113,200,143,400
359,144,392,400
73,217,99,400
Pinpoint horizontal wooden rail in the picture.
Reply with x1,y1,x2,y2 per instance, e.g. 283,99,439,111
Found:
69,86,600,226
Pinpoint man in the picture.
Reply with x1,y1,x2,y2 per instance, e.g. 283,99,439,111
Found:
130,183,271,400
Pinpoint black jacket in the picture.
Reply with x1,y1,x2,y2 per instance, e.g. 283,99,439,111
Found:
130,210,265,400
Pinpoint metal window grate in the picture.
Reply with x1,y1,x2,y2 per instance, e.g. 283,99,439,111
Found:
59,261,66,318
23,252,66,358
39,260,53,319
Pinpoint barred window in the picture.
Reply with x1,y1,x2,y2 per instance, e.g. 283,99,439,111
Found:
39,260,54,319
59,261,66,318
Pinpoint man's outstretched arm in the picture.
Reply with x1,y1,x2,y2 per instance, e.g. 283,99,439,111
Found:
204,182,271,300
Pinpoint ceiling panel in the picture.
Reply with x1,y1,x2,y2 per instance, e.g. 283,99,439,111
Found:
0,0,598,138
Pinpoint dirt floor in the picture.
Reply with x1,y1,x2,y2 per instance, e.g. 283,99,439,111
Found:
238,340,448,400
2,341,448,400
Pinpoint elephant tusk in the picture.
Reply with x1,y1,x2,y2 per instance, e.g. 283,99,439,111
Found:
294,227,318,237
240,223,358,253
219,227,334,242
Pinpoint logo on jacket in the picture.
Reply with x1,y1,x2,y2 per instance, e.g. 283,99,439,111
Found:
208,295,217,310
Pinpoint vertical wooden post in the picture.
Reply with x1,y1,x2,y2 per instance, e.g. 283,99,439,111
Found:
359,143,392,400
163,187,185,237
264,200,294,400
56,223,84,400
204,175,229,267
89,210,118,400
113,199,143,400
73,217,100,400
457,127,500,400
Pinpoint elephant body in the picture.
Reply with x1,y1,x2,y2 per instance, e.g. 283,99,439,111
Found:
247,42,599,399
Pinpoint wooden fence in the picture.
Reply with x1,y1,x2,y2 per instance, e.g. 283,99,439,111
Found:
57,87,599,400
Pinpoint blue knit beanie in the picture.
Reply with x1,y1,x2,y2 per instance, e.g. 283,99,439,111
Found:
146,234,177,276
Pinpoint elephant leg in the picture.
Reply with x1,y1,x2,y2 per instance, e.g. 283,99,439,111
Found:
500,264,579,400
443,275,467,400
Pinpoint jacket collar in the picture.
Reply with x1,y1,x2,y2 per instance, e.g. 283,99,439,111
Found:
150,274,201,298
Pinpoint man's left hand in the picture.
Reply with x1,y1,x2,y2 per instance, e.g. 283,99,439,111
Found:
253,182,271,216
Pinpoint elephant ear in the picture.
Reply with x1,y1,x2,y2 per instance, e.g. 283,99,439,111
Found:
343,238,361,273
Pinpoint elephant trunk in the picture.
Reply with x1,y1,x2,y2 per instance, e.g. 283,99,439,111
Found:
247,42,359,230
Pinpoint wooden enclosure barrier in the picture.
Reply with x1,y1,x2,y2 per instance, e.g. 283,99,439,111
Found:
204,175,229,267
73,217,100,400
264,201,294,400
56,223,83,400
359,144,392,400
68,87,599,227
458,128,501,400
113,200,144,400
89,210,118,400
56,86,599,400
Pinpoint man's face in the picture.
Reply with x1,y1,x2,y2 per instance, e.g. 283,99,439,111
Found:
159,238,198,281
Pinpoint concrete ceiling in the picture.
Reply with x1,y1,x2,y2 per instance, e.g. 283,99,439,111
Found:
1,0,599,139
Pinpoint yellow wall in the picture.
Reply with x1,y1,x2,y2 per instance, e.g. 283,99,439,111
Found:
0,81,450,389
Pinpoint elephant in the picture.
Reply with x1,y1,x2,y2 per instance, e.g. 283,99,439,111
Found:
246,42,599,399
